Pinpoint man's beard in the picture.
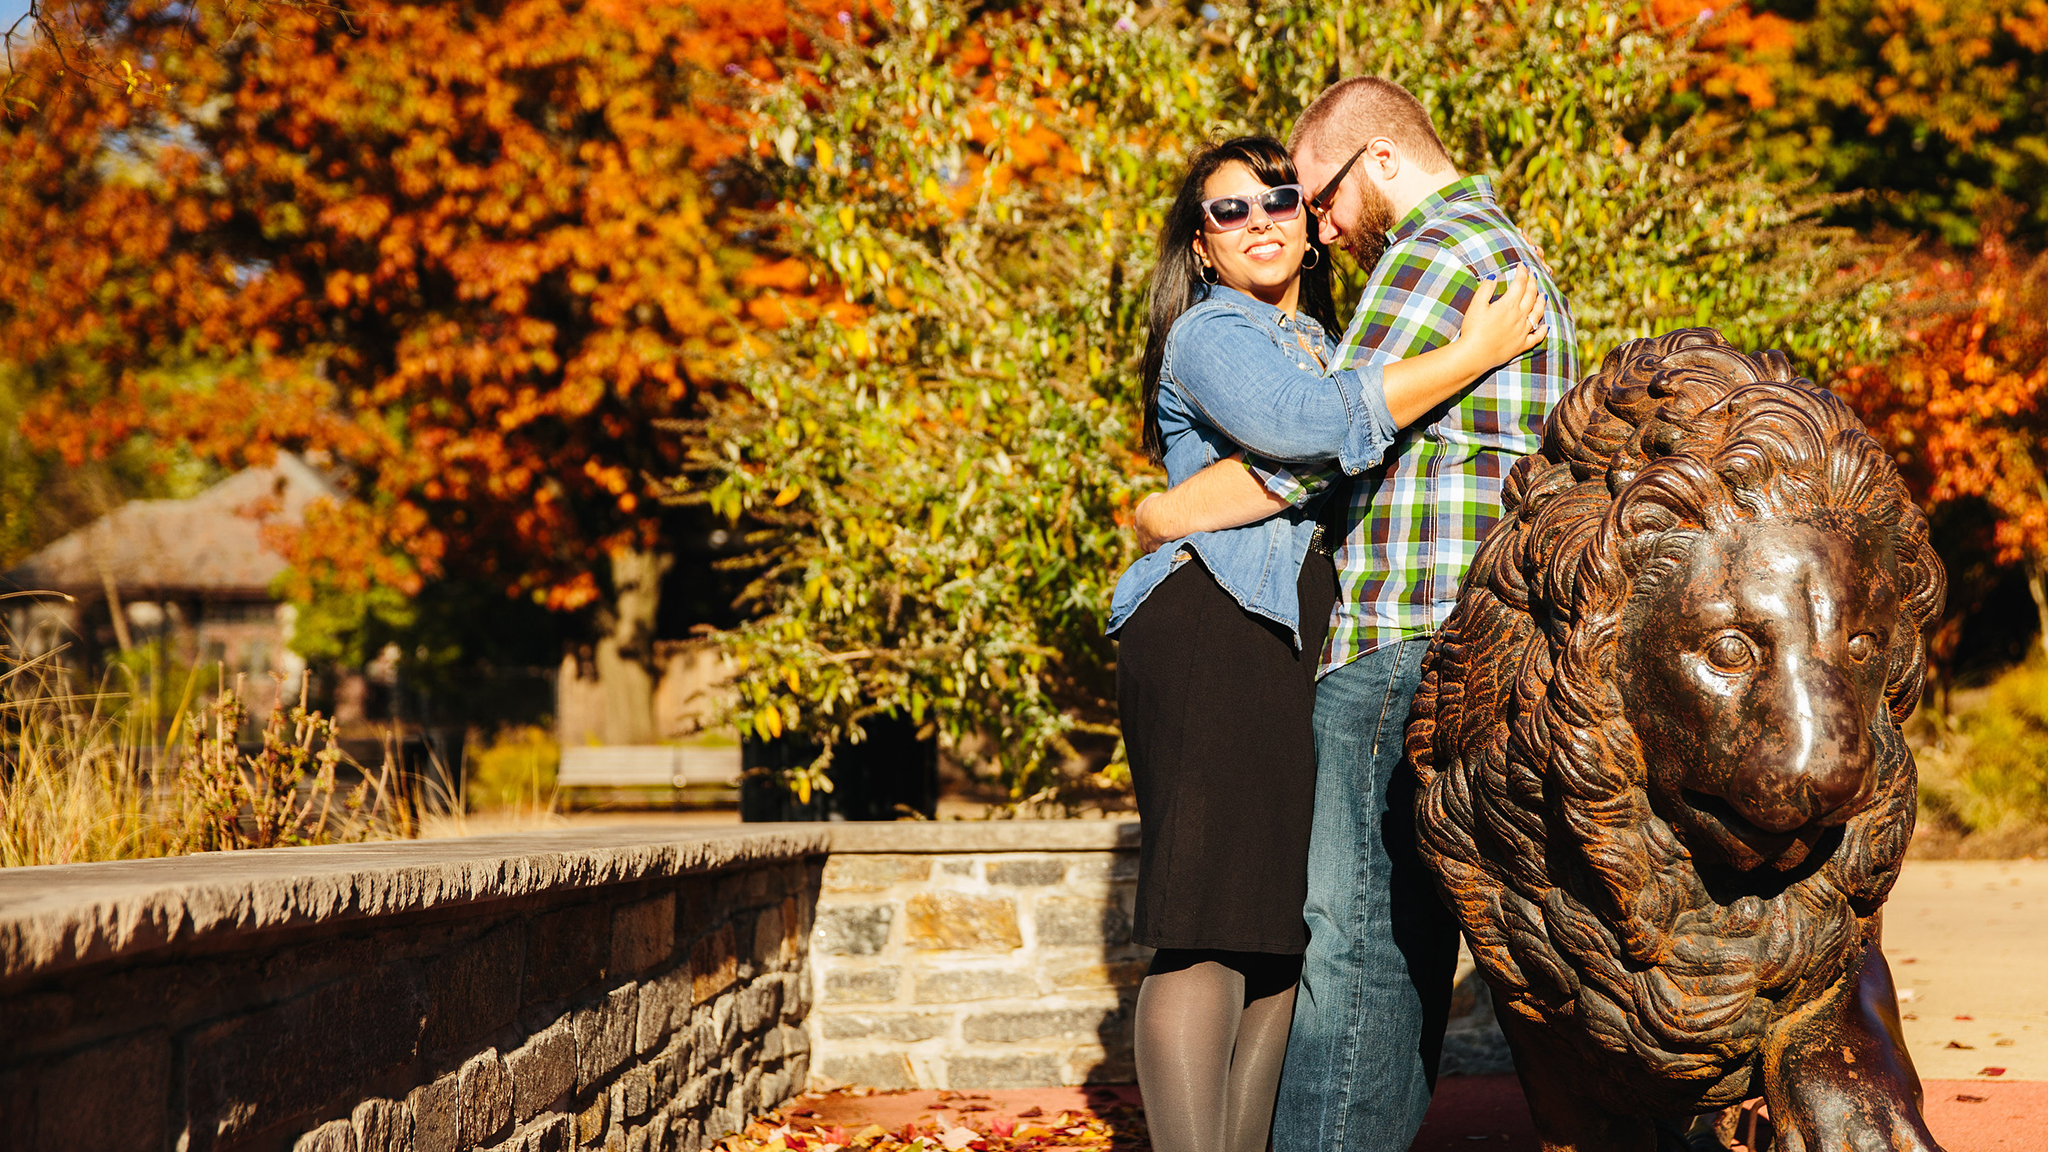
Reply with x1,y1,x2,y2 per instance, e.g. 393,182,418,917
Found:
1340,180,1398,270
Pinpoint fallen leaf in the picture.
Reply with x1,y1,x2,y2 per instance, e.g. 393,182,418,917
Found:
1016,1107,1043,1119
1954,1094,1988,1104
1980,1067,2007,1077
1946,1041,1975,1049
1955,1014,1974,1021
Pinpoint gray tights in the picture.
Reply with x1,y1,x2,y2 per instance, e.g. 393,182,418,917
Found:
1134,948,1302,1152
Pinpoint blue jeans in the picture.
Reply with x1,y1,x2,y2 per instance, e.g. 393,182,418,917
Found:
1273,638,1461,1152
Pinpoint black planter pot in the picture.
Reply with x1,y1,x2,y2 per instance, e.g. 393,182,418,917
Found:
739,714,939,822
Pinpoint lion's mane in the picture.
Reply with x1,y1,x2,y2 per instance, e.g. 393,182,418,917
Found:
1407,329,1945,1114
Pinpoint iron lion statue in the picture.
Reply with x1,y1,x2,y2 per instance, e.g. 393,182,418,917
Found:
1407,329,1948,1151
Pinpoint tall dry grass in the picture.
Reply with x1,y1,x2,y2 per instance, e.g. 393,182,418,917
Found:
1,614,425,867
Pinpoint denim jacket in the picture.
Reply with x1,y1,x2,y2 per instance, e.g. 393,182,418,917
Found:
1107,284,1400,647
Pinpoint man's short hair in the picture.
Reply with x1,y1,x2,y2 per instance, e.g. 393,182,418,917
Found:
1290,77,1454,174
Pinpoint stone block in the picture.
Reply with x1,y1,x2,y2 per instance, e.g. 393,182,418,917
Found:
293,1119,358,1152
687,1011,719,1078
612,894,677,976
407,1074,460,1152
902,893,1021,952
1065,854,1141,883
1032,896,1130,947
636,971,686,1054
776,1023,811,1057
986,859,1066,886
352,1097,410,1152
575,984,640,1093
32,1031,169,1152
1064,1043,1135,1085
758,1067,792,1114
783,962,813,1021
812,904,894,956
911,968,1036,1003
776,897,804,968
739,1066,763,1118
1046,960,1149,991
576,1089,609,1146
821,855,930,892
459,1048,514,1146
939,859,975,877
424,922,522,1054
961,1005,1119,1043
186,967,425,1151
816,1053,917,1090
942,1053,1063,1089
509,1021,577,1123
751,903,786,968
627,1127,650,1152
618,1066,652,1119
690,924,737,1003
0,990,72,1058
527,904,609,1008
823,966,901,1004
737,977,781,1034
529,1115,571,1152
817,1012,947,1042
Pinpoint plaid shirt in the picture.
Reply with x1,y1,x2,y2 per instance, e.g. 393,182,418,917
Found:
1256,175,1578,676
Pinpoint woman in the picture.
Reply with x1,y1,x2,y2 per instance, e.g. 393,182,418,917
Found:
1108,136,1545,1152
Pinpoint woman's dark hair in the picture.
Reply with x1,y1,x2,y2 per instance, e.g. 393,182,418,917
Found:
1140,135,1338,464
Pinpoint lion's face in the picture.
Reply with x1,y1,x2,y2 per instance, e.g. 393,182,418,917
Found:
1619,516,1904,873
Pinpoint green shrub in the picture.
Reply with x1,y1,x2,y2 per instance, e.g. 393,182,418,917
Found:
687,0,1900,805
1917,658,2048,853
465,726,560,812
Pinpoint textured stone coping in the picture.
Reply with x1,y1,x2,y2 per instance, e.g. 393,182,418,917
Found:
0,825,830,983
821,819,1140,854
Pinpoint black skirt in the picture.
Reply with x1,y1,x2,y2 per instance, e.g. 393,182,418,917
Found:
1115,548,1335,953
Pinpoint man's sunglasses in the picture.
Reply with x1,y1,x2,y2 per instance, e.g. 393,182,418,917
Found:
1308,140,1375,215
1200,184,1305,232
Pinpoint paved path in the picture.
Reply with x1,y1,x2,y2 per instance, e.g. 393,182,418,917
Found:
1886,859,2048,1082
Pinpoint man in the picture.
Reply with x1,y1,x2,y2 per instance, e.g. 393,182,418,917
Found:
1133,77,1578,1152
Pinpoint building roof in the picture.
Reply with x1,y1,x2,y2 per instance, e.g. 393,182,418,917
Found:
2,454,347,599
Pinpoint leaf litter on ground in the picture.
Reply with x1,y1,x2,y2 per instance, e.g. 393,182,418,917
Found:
714,1089,1149,1152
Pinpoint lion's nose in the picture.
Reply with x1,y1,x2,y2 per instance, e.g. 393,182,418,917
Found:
1727,663,1875,833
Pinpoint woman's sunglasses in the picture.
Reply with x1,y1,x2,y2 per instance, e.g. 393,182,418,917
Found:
1200,184,1305,232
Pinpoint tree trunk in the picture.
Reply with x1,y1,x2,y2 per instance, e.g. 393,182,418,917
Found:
2029,556,2048,664
592,545,672,745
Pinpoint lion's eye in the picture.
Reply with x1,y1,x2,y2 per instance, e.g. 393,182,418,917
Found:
1847,632,1879,663
1704,634,1755,673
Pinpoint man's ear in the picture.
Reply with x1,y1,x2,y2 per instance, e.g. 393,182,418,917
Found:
1367,137,1400,181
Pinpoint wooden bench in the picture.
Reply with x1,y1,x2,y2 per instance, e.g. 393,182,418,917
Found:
557,744,744,792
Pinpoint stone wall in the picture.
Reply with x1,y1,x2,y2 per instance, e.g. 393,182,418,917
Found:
0,828,828,1152
2,818,1510,1152
806,822,1146,1090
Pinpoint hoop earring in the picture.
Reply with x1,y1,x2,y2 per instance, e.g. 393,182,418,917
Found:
1301,247,1321,270
1199,262,1219,286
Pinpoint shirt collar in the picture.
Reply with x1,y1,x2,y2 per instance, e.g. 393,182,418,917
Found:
1200,283,1324,335
1388,173,1495,244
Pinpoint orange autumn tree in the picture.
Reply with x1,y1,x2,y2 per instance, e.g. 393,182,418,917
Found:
0,0,829,731
1834,238,2048,657
1655,0,2048,245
